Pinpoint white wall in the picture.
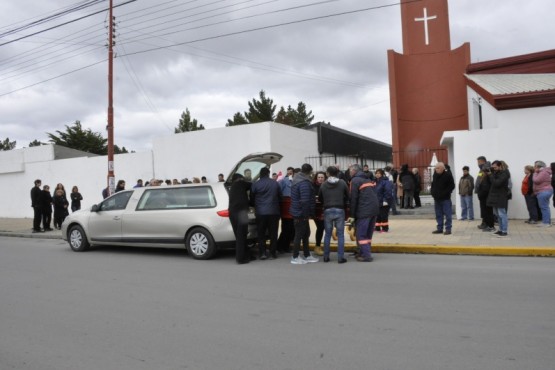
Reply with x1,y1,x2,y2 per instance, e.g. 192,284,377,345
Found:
0,122,319,218
444,96,555,220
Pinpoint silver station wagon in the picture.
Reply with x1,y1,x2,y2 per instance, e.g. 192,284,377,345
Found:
61,152,283,259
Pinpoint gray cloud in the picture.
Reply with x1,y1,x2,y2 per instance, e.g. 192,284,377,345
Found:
1,0,554,151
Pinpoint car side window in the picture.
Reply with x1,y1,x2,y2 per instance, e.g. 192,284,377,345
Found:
137,186,216,210
99,191,132,211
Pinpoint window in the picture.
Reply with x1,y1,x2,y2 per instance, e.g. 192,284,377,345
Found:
137,186,216,210
99,191,132,211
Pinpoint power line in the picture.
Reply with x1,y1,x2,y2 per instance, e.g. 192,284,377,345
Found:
0,59,106,97
0,0,136,47
119,2,402,58
1,1,404,97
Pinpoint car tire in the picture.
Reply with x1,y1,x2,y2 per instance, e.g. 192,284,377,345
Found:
68,225,90,252
186,227,216,260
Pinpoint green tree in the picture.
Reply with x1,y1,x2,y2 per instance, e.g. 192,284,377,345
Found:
226,112,249,127
29,139,45,147
0,137,16,151
275,102,314,128
245,90,276,123
174,108,205,133
227,91,316,128
293,101,314,128
114,145,129,154
46,120,129,155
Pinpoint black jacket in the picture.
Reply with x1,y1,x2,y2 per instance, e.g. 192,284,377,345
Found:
487,169,510,208
349,171,379,219
318,177,349,210
431,170,455,201
228,179,251,212
30,186,41,207
39,190,53,213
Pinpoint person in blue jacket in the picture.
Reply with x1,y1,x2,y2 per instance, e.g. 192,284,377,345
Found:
290,163,319,265
348,164,380,262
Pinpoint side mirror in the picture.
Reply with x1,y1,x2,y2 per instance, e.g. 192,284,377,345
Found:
91,204,100,212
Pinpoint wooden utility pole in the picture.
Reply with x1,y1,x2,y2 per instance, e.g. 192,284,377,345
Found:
106,0,115,195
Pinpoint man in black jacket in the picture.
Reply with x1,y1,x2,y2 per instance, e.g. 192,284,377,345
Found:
30,179,43,233
431,162,455,235
228,174,252,264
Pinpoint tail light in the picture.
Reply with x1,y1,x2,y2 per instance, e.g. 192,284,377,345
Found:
217,209,230,217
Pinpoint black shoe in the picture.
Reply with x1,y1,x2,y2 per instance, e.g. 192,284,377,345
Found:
356,256,373,262
477,223,486,229
32,229,40,233
323,256,330,263
338,258,347,264
432,230,443,234
443,230,451,235
493,230,502,235
269,253,277,260
482,227,495,232
496,232,508,238
259,254,267,260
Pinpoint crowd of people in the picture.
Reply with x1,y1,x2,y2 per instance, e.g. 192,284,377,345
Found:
101,175,219,198
30,180,82,233
31,156,553,259
228,163,392,265
430,156,554,238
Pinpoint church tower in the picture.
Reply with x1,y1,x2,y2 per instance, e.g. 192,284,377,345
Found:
388,0,470,168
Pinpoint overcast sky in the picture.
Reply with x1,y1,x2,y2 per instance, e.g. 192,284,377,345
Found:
1,0,554,151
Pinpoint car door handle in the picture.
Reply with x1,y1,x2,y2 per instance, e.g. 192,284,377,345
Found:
113,216,121,220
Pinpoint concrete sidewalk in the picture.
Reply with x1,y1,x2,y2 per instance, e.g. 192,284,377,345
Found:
2,216,554,257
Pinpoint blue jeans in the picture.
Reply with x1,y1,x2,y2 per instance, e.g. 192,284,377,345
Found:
460,195,474,220
537,190,553,225
434,199,452,231
323,208,345,259
493,207,508,233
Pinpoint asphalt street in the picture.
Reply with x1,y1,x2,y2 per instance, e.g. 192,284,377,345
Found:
1,237,554,370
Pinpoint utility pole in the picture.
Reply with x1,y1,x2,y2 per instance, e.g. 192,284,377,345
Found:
106,0,115,195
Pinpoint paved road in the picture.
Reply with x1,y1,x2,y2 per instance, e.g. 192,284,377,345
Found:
1,237,554,370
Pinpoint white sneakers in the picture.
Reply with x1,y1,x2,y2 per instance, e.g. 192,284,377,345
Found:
304,255,319,263
290,256,307,265
290,254,320,264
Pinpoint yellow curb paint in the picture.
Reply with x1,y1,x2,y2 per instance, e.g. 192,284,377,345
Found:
309,244,555,257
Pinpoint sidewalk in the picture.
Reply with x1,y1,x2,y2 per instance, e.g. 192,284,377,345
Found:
2,215,554,257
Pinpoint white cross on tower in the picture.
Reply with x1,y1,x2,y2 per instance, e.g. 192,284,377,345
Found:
414,7,437,46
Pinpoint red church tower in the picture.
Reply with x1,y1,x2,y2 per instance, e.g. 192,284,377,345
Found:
388,0,470,168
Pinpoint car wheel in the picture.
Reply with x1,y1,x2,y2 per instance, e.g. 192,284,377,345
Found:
68,225,90,252
186,227,216,260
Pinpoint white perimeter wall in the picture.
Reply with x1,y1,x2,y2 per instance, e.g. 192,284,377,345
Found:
0,122,318,218
444,92,555,220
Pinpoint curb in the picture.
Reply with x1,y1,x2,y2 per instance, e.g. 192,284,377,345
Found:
0,232,62,240
2,232,554,257
310,243,555,257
